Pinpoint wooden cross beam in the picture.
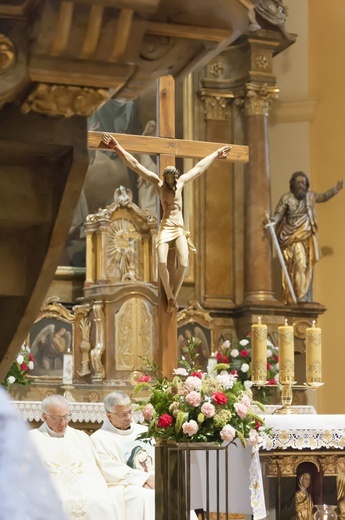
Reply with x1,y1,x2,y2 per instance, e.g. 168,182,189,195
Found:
88,134,249,163
87,76,248,377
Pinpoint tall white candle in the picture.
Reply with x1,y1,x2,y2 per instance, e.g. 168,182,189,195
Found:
251,317,267,383
278,319,294,383
306,321,322,385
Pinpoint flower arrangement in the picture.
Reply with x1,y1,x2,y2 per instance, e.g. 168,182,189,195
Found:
215,335,279,402
1,342,35,389
134,338,265,447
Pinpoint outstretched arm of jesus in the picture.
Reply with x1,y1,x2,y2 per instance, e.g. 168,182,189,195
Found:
179,145,231,186
102,133,161,187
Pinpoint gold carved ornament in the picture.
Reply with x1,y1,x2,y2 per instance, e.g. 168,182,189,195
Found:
21,83,109,118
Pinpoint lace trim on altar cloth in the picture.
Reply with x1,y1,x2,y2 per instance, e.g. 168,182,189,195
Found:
260,428,345,451
250,447,267,520
14,401,106,423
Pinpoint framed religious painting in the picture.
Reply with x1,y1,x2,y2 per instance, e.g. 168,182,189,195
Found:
28,298,75,381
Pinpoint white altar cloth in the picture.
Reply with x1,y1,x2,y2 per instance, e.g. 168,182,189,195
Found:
260,414,345,451
189,442,266,520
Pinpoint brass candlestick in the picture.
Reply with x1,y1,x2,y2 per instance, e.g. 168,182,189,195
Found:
273,378,297,415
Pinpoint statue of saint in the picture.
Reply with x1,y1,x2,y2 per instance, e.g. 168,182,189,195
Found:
102,133,230,312
295,472,313,520
269,172,343,303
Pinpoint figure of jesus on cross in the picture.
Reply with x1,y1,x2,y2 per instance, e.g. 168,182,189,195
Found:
102,133,230,313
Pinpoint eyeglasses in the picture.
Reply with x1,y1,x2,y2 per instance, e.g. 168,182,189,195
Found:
107,409,133,419
45,413,72,423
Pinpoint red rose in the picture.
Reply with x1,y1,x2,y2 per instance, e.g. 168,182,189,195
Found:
28,354,34,362
212,391,228,405
137,375,152,383
273,355,279,362
216,352,223,361
268,378,276,385
254,419,262,431
240,350,249,357
267,363,271,370
191,371,203,379
20,363,28,371
157,414,173,428
230,369,238,377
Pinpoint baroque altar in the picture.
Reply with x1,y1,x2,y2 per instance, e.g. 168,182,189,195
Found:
259,414,345,520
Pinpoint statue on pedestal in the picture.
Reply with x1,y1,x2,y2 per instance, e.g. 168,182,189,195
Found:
268,172,343,304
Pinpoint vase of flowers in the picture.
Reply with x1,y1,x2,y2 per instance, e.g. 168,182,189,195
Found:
134,338,267,520
214,334,280,404
1,342,35,391
134,338,265,446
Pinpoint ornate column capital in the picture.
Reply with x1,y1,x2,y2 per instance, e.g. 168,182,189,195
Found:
236,82,280,117
198,88,234,121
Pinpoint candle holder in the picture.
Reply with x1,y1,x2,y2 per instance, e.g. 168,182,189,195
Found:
273,378,297,414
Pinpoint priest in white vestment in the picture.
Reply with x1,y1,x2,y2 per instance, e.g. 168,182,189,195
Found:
91,391,155,520
28,394,118,520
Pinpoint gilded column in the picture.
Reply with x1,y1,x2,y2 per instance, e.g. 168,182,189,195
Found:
96,218,110,284
198,88,234,308
240,82,279,302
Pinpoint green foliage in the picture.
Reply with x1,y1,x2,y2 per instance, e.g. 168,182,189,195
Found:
1,343,35,390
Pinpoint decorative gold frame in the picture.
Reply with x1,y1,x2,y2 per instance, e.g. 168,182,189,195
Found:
27,297,75,381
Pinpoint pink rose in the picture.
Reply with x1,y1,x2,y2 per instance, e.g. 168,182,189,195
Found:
20,363,28,371
138,375,152,383
200,402,216,418
182,420,199,437
268,378,276,385
142,403,154,421
185,376,202,392
247,429,260,446
220,424,236,442
157,414,173,428
186,391,202,407
234,402,248,419
241,394,251,408
173,368,188,376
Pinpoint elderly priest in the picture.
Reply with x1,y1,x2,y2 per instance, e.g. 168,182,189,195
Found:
29,394,118,520
91,391,155,519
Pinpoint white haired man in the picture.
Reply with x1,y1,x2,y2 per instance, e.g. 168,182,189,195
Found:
29,394,118,520
91,391,155,519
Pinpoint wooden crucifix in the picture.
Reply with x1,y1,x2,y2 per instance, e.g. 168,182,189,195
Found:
88,76,248,377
